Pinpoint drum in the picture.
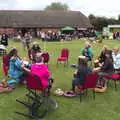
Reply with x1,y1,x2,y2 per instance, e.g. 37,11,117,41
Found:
78,55,86,59
94,59,99,68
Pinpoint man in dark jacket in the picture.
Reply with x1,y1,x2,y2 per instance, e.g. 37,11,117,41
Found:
99,45,112,63
1,33,8,46
97,51,114,87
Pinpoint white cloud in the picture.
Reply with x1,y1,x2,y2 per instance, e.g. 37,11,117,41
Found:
0,0,119,18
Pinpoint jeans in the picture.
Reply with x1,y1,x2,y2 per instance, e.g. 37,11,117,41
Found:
72,78,80,91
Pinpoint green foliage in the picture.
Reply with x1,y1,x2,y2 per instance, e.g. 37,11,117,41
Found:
44,2,69,11
89,14,119,31
0,39,120,120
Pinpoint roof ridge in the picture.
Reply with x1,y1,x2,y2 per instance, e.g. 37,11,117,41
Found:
0,10,80,13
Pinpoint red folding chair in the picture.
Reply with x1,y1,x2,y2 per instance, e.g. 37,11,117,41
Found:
57,48,69,66
16,72,57,119
105,73,120,91
41,52,50,64
78,73,98,102
2,55,10,76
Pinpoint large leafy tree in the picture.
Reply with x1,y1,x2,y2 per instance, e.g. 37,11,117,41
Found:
89,14,119,31
44,2,69,11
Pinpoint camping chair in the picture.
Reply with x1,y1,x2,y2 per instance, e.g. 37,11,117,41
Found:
105,73,120,91
16,72,58,119
41,52,50,64
57,48,69,66
77,73,98,102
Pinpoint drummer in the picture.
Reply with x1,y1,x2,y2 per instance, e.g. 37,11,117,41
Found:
94,45,112,68
95,51,114,88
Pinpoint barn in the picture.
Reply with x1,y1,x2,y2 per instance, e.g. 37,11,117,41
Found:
0,10,91,36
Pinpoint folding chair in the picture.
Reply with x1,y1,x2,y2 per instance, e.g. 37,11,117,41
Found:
16,72,58,119
2,55,10,76
41,52,50,64
77,73,98,102
57,48,69,66
105,73,120,91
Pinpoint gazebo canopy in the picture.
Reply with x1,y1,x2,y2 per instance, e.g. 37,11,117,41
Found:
61,26,75,31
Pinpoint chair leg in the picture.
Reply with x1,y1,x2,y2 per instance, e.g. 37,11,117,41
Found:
56,61,59,66
79,94,82,102
85,89,88,96
90,61,93,67
64,61,66,67
16,99,31,108
67,60,69,65
93,89,95,100
15,111,34,118
107,79,110,87
114,80,117,91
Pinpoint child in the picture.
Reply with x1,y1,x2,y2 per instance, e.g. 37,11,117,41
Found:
23,55,51,89
71,57,92,93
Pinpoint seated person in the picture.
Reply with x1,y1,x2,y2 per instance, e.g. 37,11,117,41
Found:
94,45,112,68
8,48,24,83
96,51,114,88
112,47,120,72
71,58,92,93
23,55,51,89
81,42,93,61
28,42,41,63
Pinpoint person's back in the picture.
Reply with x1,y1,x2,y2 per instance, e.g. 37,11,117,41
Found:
99,50,112,63
31,63,50,89
71,58,92,92
101,57,114,73
77,65,92,84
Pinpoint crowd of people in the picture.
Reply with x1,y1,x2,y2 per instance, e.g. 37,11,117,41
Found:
113,32,120,40
0,39,120,95
1,41,51,92
40,29,97,41
70,42,120,94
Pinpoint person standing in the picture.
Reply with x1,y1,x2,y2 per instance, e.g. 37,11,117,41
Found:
1,33,8,47
24,32,32,50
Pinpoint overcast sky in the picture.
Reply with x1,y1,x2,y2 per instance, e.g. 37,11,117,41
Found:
0,0,120,18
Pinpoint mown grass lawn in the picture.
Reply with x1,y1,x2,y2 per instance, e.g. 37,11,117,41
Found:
0,39,120,120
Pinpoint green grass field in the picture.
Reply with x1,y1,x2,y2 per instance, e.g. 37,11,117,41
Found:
0,39,120,120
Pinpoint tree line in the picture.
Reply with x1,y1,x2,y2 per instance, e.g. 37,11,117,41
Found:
44,2,120,31
89,14,120,31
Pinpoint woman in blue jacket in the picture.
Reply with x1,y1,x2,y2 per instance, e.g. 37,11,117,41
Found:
8,48,24,83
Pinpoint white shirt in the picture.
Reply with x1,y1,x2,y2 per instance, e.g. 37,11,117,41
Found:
112,52,120,69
